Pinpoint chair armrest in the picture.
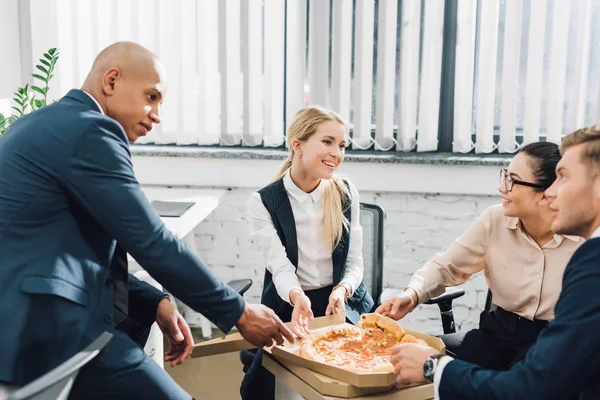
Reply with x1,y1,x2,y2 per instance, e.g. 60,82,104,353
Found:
227,279,253,296
424,287,465,305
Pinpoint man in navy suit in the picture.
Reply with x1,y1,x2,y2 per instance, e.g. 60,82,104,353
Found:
390,126,600,399
0,42,294,399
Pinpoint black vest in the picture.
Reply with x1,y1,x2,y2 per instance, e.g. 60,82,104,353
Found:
258,179,374,324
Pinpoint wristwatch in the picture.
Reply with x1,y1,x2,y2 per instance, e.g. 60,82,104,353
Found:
423,353,447,382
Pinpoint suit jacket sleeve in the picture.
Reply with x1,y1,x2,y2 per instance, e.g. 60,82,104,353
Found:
439,239,600,399
127,273,166,327
62,119,245,333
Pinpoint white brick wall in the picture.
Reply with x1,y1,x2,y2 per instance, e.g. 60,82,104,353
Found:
189,187,499,335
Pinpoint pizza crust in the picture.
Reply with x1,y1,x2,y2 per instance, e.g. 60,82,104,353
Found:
359,313,405,340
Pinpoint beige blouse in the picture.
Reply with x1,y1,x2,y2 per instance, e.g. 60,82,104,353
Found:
407,205,583,321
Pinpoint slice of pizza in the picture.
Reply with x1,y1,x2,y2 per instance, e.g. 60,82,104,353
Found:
358,313,405,350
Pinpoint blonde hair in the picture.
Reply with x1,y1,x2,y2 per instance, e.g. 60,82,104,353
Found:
560,125,600,172
274,106,350,251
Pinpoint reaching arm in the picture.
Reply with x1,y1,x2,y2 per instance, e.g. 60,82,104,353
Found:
439,240,600,399
62,119,244,333
339,181,363,294
247,192,302,304
406,208,492,304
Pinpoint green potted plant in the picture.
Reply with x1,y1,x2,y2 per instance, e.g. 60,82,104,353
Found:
0,48,60,136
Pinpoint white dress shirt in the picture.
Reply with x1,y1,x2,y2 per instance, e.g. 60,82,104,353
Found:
591,226,600,239
82,91,105,115
248,172,364,304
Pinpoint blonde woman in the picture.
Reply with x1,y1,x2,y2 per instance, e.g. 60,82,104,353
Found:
240,106,373,400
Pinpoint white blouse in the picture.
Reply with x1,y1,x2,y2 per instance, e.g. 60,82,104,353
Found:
248,172,364,305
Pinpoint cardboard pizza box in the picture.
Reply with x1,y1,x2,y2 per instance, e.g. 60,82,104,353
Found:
269,322,445,389
263,353,434,400
191,312,346,358
275,355,397,398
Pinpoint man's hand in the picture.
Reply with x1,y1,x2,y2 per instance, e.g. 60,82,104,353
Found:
375,290,416,320
325,286,346,316
290,289,314,339
155,298,194,367
236,303,296,348
390,343,438,385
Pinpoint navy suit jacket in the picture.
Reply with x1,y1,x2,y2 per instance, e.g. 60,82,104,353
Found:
439,238,600,399
0,89,245,385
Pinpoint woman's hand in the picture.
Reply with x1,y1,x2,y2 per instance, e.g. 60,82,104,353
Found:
290,289,314,339
375,289,417,320
325,286,347,316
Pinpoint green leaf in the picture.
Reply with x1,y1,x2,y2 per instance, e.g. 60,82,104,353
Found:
31,86,46,96
36,65,48,74
32,74,47,83
44,53,52,61
0,114,5,123
17,87,24,95
34,99,45,108
49,74,54,81
11,106,22,116
13,98,24,106
49,48,56,55
40,59,51,67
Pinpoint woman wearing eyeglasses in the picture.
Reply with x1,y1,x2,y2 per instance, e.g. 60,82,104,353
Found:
376,142,583,370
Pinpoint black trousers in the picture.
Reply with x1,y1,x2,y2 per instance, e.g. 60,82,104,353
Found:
440,306,549,370
240,285,334,400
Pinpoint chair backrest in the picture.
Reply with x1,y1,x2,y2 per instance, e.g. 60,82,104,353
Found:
359,203,385,305
8,332,113,400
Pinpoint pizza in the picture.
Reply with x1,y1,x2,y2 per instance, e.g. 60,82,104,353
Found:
298,313,431,373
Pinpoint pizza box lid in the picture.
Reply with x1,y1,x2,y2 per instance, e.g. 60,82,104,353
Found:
270,322,445,389
191,312,346,358
263,353,435,400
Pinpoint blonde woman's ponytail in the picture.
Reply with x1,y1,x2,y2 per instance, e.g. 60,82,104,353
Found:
321,175,350,252
273,157,293,182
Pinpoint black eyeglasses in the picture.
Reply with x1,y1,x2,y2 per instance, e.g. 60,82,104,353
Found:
499,169,546,192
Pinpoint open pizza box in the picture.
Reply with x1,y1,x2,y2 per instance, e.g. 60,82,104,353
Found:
268,318,445,389
263,354,434,400
192,312,443,397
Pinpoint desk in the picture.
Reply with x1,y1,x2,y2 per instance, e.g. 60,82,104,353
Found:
263,354,433,400
127,187,226,367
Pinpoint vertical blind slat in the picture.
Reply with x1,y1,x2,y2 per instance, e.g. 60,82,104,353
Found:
156,0,180,142
374,0,398,150
452,0,477,153
285,0,307,135
523,0,547,145
75,1,95,89
308,0,330,107
241,0,263,146
573,0,591,129
53,0,74,100
498,0,523,153
96,0,117,51
546,0,571,144
178,0,198,144
351,0,375,149
196,0,220,145
330,0,353,123
263,0,286,147
398,0,423,152
219,0,242,145
417,0,445,152
474,0,499,153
